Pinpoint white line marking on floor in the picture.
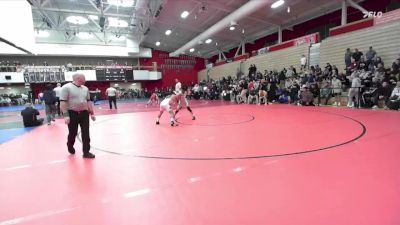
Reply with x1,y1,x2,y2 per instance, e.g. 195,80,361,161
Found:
188,177,202,183
233,167,245,173
124,188,151,198
4,165,31,171
47,159,67,164
0,207,79,225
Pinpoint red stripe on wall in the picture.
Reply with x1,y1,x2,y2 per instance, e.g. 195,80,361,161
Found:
329,18,374,36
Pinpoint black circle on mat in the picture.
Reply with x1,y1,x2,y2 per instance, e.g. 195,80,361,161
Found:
80,110,366,160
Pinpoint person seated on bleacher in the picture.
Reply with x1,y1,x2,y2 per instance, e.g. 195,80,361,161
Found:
373,57,384,71
258,79,268,105
323,63,332,77
21,103,44,127
285,67,295,79
375,63,385,76
319,78,331,105
300,85,314,106
358,58,367,71
310,83,320,106
332,65,339,77
277,88,289,104
315,65,322,76
288,79,300,104
371,82,392,109
387,81,400,110
391,59,399,75
362,77,381,108
236,80,248,104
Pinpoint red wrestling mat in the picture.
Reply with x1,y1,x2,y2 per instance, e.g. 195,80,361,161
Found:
89,105,365,159
0,103,400,225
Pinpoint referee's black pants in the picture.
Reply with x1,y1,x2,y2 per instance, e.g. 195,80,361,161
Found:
67,110,90,153
109,96,117,109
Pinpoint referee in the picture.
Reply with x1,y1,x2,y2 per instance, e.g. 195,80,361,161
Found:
60,73,96,158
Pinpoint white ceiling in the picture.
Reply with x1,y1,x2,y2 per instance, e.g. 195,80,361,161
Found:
27,0,362,58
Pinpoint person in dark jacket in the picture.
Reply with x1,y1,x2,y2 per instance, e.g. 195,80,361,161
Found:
21,103,44,127
42,84,57,125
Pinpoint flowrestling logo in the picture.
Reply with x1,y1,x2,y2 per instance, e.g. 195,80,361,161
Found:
363,11,383,18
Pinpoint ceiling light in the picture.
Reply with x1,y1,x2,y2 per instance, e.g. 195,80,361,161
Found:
89,15,99,20
35,30,50,38
66,16,89,25
76,32,94,39
271,0,284,9
205,39,212,44
229,26,236,31
189,48,195,52
287,6,291,13
155,41,160,46
108,18,128,27
165,29,172,35
181,11,189,18
107,0,134,7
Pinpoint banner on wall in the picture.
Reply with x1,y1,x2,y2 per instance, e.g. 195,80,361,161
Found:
294,33,318,46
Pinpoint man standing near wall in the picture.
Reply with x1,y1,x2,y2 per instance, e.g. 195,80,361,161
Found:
60,74,96,159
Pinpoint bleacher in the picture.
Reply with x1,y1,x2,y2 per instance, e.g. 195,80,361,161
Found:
244,44,310,72
320,19,400,72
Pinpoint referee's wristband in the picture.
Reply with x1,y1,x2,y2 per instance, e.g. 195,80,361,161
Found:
63,111,69,117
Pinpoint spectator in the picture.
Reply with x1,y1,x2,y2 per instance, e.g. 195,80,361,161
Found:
331,76,342,106
300,85,314,106
372,82,392,109
348,73,362,108
323,63,332,77
21,103,44,127
352,48,364,64
365,46,377,69
374,57,384,68
300,54,307,71
42,84,57,125
387,81,400,110
53,83,62,116
345,48,352,68
392,59,400,75
332,65,339,76
319,78,331,105
358,58,367,71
